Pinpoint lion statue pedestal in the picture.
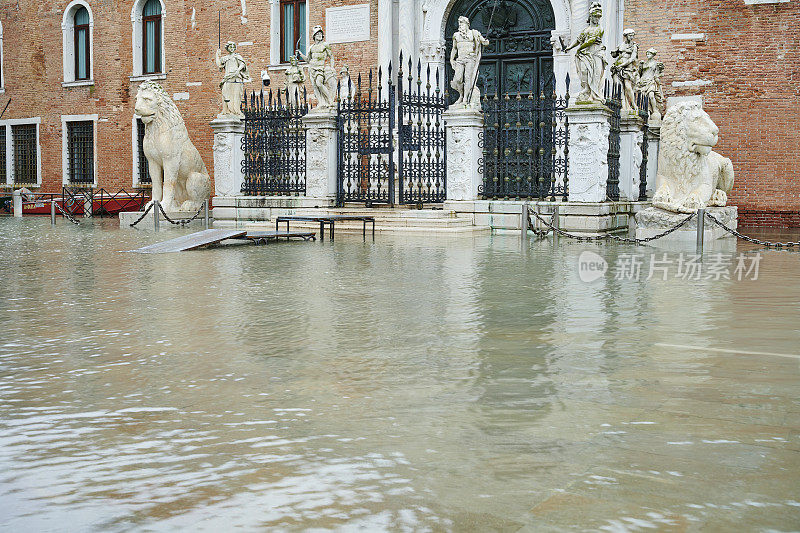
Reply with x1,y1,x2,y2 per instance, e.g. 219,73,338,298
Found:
635,205,737,246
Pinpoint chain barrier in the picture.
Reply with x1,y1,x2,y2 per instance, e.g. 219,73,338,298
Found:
157,203,204,226
128,202,154,227
529,210,696,244
528,209,554,239
704,212,800,248
54,202,81,225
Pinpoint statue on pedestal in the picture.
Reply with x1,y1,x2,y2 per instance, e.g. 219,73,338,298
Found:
562,2,606,104
296,26,337,110
284,55,305,107
638,48,666,125
215,41,251,118
449,16,489,110
611,28,639,114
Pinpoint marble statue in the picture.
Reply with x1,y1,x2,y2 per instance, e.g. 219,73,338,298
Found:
338,65,356,101
638,48,666,125
562,2,606,104
296,25,337,110
651,101,734,214
611,28,639,114
134,81,211,212
284,55,305,107
449,16,489,109
215,41,252,118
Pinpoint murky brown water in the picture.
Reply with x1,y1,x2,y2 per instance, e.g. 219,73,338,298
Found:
0,217,799,532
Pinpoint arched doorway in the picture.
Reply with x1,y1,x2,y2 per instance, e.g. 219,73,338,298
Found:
444,0,556,99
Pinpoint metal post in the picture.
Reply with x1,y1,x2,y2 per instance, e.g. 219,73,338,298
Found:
696,208,705,255
153,200,160,231
553,204,560,241
50,201,56,225
521,202,529,239
204,199,210,229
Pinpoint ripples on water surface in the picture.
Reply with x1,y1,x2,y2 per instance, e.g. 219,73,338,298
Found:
0,218,798,531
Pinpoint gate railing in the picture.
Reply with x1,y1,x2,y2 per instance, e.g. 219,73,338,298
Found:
604,81,622,201
241,89,308,196
480,74,569,200
337,66,395,206
397,53,447,205
637,94,650,201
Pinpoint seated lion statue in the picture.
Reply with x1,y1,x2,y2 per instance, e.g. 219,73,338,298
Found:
651,101,734,214
134,81,211,212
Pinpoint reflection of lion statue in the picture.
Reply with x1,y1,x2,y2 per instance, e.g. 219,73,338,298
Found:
134,81,211,212
652,101,734,214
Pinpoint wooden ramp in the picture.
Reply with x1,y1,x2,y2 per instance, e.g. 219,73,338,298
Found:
245,230,316,243
128,229,246,253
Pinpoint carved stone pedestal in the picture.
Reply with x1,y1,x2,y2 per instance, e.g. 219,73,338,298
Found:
302,109,338,199
645,125,661,198
619,113,644,201
566,104,613,202
211,116,245,197
443,108,483,201
635,206,737,245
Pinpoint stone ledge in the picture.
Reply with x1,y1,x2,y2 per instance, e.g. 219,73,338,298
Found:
119,210,212,229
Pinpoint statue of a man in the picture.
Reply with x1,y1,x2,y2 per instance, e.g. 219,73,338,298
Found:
562,2,606,104
611,28,639,114
449,16,489,109
284,55,305,107
296,26,337,110
215,41,251,118
637,48,666,125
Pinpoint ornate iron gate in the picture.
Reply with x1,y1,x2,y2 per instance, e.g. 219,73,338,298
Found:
242,89,308,196
397,55,447,204
605,81,622,201
337,68,395,205
481,75,569,199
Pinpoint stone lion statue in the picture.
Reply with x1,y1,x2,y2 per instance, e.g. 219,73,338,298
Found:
134,81,211,212
651,101,734,214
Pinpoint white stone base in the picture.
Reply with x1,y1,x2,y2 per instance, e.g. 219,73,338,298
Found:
119,209,213,229
635,206,737,245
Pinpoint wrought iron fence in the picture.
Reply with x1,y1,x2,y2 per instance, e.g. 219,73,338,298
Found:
479,74,569,200
638,94,649,201
397,53,447,205
241,88,308,196
136,118,151,185
604,81,622,201
337,66,395,206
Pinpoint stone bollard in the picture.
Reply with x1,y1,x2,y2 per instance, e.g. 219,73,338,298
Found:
50,201,56,225
12,189,22,218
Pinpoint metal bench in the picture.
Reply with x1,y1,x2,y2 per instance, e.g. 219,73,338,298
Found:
275,215,375,240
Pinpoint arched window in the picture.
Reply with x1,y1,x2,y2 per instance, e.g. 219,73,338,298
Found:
142,0,162,74
62,1,94,86
74,7,90,80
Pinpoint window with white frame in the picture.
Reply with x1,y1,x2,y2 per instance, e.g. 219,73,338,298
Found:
270,0,308,66
131,0,165,79
0,119,41,186
62,1,94,86
62,115,97,186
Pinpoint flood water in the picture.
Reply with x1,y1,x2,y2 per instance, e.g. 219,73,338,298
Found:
0,217,799,532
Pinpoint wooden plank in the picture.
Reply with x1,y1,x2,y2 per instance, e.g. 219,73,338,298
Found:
128,229,247,253
245,231,315,240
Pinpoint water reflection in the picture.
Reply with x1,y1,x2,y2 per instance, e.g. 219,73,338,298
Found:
0,218,798,531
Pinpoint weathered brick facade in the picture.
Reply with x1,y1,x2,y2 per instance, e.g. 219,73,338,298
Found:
1,0,798,227
624,0,800,227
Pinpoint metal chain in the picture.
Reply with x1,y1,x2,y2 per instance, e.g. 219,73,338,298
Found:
157,203,204,226
128,202,154,227
529,210,696,244
528,209,554,239
704,212,800,248
54,202,81,225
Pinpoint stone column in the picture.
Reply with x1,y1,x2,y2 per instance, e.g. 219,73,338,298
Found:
210,117,245,197
12,189,22,218
302,110,338,199
566,103,612,202
645,125,660,198
443,108,483,201
618,113,644,201
377,0,393,69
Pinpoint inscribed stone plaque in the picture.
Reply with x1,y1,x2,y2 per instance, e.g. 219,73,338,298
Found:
326,4,371,44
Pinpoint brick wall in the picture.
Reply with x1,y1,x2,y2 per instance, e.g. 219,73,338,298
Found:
0,0,378,194
625,0,800,228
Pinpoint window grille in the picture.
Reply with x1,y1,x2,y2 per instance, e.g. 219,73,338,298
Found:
142,0,162,74
0,126,6,184
67,121,94,184
280,0,306,63
137,118,151,184
12,124,37,185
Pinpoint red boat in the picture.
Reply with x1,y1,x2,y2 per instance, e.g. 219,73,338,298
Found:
10,188,149,217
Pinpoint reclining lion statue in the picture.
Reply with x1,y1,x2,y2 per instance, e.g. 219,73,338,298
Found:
134,81,211,212
652,101,734,214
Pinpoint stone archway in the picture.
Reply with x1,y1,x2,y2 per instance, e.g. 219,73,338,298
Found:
444,0,557,98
